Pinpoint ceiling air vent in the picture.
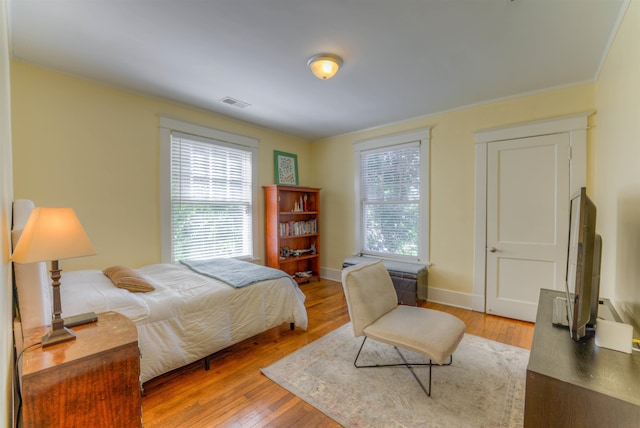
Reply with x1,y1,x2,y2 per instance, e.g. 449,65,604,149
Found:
220,96,251,109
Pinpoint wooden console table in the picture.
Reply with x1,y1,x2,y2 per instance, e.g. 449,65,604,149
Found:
525,289,640,427
20,311,142,427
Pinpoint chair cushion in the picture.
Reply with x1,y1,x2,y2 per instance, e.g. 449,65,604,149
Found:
364,305,466,364
341,260,398,336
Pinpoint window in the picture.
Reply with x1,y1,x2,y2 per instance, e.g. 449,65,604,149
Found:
353,128,430,262
160,118,258,263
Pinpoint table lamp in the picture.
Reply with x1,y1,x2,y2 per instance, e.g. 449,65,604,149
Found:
12,207,96,347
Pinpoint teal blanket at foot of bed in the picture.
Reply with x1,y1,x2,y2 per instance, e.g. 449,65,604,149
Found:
180,258,292,288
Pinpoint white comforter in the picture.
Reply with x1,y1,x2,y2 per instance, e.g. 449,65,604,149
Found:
61,263,308,382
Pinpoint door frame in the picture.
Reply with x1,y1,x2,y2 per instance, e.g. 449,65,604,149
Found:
471,113,591,313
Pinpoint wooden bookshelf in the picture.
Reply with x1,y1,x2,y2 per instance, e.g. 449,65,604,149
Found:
264,185,320,283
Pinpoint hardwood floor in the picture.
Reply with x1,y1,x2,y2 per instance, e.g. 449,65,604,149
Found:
141,278,534,427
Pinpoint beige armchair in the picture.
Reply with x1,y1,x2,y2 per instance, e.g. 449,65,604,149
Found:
341,260,466,397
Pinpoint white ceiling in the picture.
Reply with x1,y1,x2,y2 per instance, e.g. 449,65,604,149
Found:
8,0,628,141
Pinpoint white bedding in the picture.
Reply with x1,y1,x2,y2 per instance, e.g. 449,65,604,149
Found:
60,263,308,382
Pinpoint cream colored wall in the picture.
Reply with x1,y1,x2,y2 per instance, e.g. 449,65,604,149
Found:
11,61,311,270
313,84,596,300
1,1,14,424
593,1,640,325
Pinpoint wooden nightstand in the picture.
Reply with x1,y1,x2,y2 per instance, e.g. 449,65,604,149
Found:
20,311,142,427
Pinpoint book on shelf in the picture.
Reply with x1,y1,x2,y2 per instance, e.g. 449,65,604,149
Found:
279,219,317,237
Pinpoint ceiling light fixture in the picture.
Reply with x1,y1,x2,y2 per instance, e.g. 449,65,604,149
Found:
307,53,343,80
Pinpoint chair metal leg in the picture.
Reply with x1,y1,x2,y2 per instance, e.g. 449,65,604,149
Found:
353,336,454,397
395,345,432,396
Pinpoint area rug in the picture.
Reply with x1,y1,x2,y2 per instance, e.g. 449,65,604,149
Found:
261,324,529,427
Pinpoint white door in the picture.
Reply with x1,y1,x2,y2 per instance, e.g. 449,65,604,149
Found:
486,133,570,322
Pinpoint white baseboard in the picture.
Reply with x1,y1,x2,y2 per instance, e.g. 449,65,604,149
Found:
428,287,478,311
320,267,342,282
320,266,484,312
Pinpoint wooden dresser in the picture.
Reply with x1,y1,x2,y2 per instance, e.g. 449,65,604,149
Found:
525,289,640,427
20,311,142,427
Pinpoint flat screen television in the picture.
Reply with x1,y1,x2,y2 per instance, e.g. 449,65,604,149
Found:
562,187,602,341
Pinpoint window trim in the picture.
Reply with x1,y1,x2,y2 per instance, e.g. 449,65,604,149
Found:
160,117,259,263
353,127,430,263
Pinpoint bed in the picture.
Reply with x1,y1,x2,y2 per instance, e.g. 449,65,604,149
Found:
12,199,308,383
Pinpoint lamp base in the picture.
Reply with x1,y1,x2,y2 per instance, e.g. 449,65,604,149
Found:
41,326,76,348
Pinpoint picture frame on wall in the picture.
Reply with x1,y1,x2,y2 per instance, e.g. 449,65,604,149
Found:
274,150,299,185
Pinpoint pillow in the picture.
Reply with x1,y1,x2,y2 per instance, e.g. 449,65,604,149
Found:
103,266,155,293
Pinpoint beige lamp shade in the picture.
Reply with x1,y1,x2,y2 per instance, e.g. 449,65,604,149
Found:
307,54,343,80
12,207,96,263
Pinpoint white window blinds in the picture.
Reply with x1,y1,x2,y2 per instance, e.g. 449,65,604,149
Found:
360,142,421,258
170,132,253,261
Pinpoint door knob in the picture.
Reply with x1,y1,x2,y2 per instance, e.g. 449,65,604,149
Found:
489,247,498,253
